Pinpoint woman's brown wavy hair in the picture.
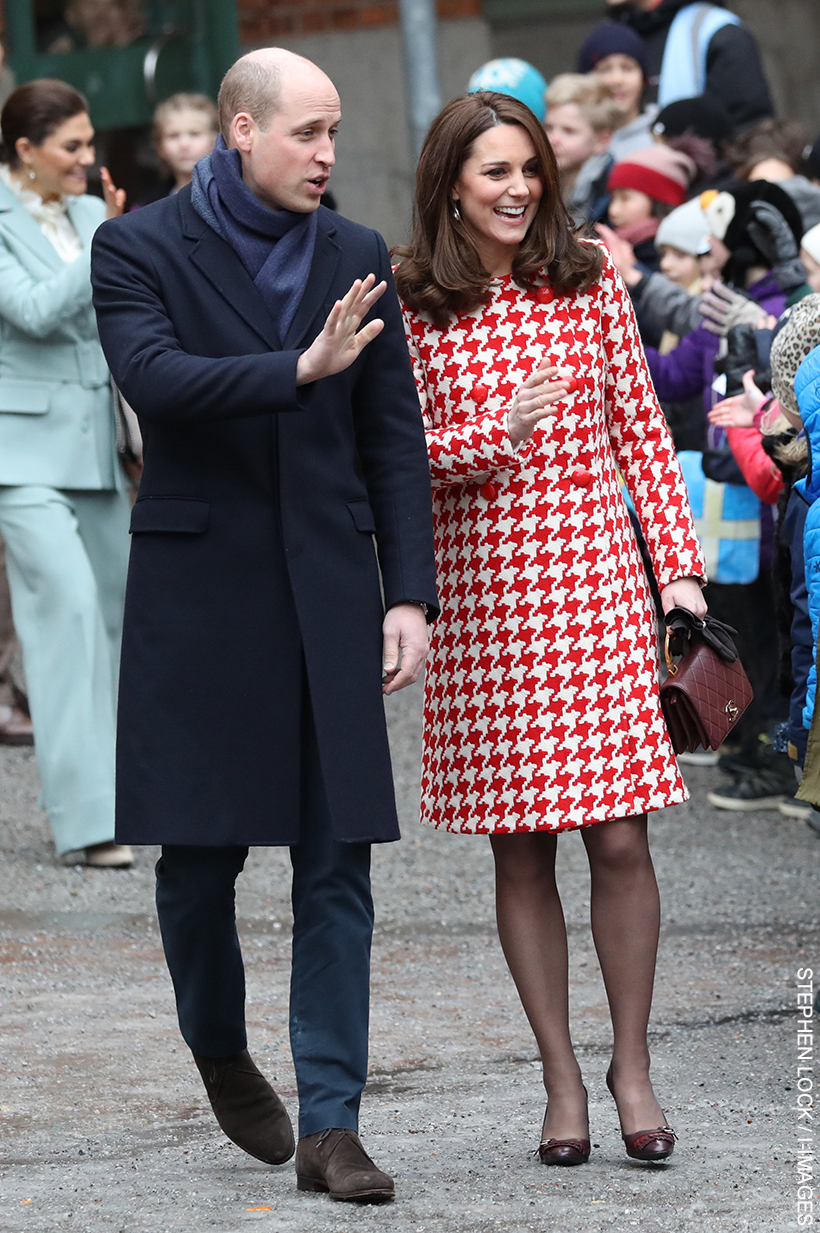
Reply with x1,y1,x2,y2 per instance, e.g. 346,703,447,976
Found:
394,91,602,325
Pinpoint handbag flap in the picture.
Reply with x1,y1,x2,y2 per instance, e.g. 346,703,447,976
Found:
661,641,753,752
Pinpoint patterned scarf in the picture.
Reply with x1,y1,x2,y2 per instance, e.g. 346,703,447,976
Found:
191,135,318,341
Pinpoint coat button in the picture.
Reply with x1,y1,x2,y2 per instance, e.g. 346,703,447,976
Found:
472,383,489,404
564,376,580,394
571,468,592,487
536,286,555,303
480,482,498,501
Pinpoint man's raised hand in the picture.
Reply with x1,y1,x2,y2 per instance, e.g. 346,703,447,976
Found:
296,274,387,385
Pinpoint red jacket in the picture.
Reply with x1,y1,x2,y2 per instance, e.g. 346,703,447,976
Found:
726,426,783,504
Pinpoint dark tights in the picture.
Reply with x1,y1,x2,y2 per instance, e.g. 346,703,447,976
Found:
490,815,665,1140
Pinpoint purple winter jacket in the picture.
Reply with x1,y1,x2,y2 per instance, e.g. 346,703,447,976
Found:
645,272,787,407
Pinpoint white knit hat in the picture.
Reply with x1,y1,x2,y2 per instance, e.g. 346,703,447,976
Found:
655,198,712,257
801,221,820,267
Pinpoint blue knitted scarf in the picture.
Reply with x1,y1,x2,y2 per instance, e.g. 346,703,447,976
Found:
191,135,318,341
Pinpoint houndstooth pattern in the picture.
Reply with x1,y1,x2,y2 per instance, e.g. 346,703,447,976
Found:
401,246,706,834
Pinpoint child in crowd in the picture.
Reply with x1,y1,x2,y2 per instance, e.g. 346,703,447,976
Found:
605,145,697,272
801,223,820,293
731,299,820,823
655,198,711,292
652,198,713,450
791,327,820,824
544,73,619,226
576,20,655,162
653,198,711,362
153,93,218,195
652,95,735,193
132,93,218,207
702,304,820,817
725,117,820,232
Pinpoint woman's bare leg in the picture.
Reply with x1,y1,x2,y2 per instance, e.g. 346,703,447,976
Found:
490,832,588,1141
581,814,666,1134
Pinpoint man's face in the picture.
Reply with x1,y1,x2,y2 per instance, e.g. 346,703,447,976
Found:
235,70,340,212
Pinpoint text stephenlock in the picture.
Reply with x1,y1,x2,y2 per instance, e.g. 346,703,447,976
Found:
797,968,814,1226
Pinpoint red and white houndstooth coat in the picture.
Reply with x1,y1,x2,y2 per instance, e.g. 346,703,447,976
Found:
400,247,706,834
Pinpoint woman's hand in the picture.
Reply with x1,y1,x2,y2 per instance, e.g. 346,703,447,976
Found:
101,166,126,218
661,576,707,617
296,274,386,385
507,365,575,448
708,369,765,428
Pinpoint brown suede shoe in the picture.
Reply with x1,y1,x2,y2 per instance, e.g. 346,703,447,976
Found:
193,1049,294,1165
296,1128,394,1202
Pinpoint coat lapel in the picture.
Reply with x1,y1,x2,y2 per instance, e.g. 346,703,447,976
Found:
284,214,341,349
180,192,282,349
67,195,103,252
0,181,65,271
181,192,342,353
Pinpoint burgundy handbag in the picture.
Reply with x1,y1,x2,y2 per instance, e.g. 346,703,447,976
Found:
659,609,754,755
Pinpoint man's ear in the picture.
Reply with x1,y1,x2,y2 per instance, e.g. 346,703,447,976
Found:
230,112,255,153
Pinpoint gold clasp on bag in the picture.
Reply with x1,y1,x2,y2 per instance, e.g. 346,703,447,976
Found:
725,700,739,722
664,629,678,677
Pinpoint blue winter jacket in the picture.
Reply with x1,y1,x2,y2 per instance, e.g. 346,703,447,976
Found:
794,344,820,728
782,487,812,762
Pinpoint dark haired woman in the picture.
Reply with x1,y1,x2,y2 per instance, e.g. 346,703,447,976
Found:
395,92,706,1165
0,79,131,866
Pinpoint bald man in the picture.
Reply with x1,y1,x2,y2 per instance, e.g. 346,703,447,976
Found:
91,50,437,1201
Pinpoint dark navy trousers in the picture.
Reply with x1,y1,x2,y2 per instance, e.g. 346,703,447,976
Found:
154,713,374,1138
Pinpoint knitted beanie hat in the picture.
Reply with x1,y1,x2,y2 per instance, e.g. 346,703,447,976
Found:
467,59,549,122
607,145,697,207
802,221,820,267
577,21,649,77
655,198,712,255
771,293,820,417
653,96,735,148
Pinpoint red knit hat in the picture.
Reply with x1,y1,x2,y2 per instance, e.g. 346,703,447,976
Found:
607,145,696,207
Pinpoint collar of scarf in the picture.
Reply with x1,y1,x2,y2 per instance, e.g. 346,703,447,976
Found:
191,135,318,341
615,215,660,248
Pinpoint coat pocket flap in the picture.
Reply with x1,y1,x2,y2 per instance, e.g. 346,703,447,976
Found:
0,380,51,414
130,497,210,534
346,499,377,533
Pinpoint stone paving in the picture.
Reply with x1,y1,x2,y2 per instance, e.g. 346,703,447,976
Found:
0,681,813,1231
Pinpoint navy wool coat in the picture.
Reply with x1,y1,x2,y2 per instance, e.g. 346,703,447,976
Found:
91,191,438,847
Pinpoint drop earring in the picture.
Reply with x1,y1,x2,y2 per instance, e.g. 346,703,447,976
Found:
452,200,461,221
28,169,35,181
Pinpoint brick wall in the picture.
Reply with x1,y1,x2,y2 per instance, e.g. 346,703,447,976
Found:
238,0,479,44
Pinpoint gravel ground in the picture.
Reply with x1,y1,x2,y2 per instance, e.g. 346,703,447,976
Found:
0,680,813,1232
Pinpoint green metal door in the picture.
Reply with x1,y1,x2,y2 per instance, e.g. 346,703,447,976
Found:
5,0,239,127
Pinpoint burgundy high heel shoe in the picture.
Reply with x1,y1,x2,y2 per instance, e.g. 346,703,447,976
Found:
538,1136,591,1166
538,1087,591,1166
605,1068,676,1162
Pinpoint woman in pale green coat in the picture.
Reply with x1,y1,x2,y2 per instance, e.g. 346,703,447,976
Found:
0,79,132,866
